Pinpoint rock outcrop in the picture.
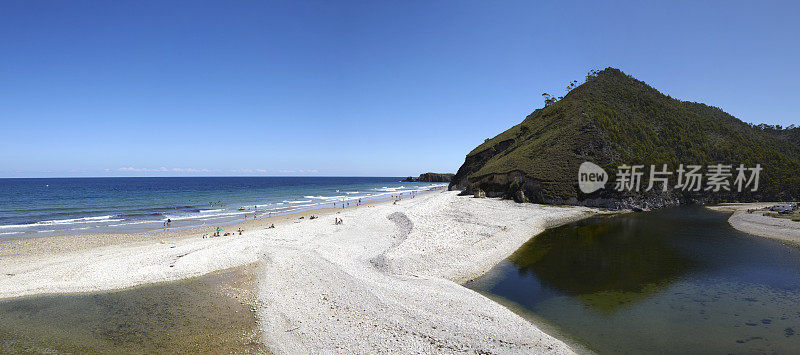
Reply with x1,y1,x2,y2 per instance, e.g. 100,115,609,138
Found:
403,173,455,183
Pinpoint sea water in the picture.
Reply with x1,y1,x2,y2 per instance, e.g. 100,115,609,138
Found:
0,177,444,238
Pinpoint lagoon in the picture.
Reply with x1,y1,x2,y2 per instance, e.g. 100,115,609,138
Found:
466,207,800,353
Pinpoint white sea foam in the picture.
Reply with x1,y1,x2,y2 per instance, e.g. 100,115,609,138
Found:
0,216,123,230
37,215,120,226
165,210,249,221
374,186,406,192
305,195,347,200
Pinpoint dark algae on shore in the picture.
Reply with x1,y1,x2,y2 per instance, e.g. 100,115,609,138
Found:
466,207,800,354
0,266,265,353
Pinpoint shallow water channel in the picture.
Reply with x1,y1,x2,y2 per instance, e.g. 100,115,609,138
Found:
0,265,264,353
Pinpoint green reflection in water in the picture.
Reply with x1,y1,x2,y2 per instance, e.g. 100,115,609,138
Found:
467,207,800,354
509,216,692,313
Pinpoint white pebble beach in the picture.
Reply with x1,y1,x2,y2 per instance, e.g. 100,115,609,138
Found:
0,190,598,354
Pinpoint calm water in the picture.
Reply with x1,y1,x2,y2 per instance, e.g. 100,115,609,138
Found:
0,266,263,353
466,207,800,354
0,177,444,238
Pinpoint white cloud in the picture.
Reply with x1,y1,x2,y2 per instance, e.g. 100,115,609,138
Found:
277,169,319,174
228,168,271,174
116,166,217,173
118,166,169,172
171,167,213,173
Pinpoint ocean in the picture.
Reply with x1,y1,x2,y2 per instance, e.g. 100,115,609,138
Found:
0,177,445,238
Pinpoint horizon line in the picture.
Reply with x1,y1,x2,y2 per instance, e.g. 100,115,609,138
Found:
0,175,421,179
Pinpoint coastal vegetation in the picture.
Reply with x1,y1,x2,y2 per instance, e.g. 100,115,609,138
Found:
450,68,800,207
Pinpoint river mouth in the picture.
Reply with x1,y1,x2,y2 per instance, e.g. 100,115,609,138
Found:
466,206,800,354
0,264,265,353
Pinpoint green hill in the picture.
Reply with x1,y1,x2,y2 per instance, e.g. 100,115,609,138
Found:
450,68,800,208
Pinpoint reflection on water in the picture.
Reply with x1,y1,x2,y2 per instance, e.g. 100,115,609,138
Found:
510,216,692,313
467,207,800,353
0,266,264,353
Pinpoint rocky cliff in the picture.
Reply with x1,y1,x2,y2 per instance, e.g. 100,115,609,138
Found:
403,173,455,183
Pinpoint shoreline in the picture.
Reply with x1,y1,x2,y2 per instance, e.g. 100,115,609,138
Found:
0,184,443,249
0,190,598,353
707,203,800,247
0,189,430,259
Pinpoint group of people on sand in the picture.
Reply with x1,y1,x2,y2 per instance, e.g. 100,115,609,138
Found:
206,226,244,237
334,217,344,225
333,198,365,209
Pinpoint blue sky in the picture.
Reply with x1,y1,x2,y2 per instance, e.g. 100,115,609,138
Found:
1,0,798,177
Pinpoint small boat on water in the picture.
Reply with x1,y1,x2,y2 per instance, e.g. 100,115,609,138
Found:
237,208,246,211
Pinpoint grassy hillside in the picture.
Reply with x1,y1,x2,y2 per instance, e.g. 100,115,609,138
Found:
451,68,800,205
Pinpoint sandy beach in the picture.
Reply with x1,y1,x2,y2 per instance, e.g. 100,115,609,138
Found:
0,190,597,353
708,203,800,247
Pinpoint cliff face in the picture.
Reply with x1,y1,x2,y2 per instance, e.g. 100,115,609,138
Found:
403,173,454,183
450,68,800,209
